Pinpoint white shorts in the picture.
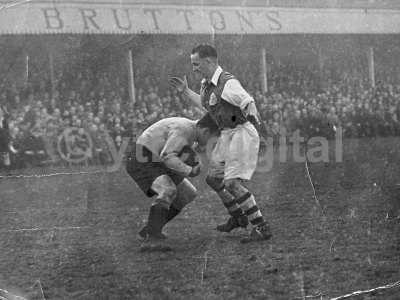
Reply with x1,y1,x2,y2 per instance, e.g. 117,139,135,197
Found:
208,122,259,180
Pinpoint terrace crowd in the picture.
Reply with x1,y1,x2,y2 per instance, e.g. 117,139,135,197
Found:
0,58,399,170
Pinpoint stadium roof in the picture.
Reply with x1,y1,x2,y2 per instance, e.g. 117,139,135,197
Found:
0,0,399,35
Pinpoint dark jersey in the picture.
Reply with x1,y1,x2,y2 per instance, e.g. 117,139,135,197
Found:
200,71,247,129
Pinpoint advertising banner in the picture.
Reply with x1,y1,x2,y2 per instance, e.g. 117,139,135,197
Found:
0,2,399,34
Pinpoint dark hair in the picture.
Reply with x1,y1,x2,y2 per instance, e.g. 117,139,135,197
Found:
191,44,218,59
197,112,219,134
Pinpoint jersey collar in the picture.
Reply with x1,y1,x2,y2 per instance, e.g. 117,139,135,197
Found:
210,66,223,86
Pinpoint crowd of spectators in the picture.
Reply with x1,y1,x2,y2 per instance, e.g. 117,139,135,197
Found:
0,47,399,170
250,65,400,142
0,67,203,169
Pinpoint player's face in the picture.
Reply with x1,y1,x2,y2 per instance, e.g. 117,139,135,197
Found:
190,53,209,79
197,127,213,146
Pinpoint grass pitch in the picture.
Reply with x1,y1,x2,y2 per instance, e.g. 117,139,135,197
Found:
0,137,399,299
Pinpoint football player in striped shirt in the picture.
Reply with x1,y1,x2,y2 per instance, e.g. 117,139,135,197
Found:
170,44,272,243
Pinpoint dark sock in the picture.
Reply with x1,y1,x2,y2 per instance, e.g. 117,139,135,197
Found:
236,192,265,226
166,206,181,222
147,204,169,234
230,208,246,218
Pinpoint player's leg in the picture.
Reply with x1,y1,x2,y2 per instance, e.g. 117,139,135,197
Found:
140,177,197,238
224,123,272,242
166,178,197,223
140,174,178,239
207,134,248,232
224,178,271,242
125,144,177,239
206,175,248,232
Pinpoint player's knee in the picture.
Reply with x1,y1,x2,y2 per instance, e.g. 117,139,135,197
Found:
174,179,197,210
164,185,178,200
179,179,197,203
224,178,246,195
224,178,239,190
154,186,177,209
151,175,177,206
206,175,224,192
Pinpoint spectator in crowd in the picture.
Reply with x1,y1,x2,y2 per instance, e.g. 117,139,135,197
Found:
1,48,400,171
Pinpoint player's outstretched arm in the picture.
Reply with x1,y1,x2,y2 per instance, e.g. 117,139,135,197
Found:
169,76,204,110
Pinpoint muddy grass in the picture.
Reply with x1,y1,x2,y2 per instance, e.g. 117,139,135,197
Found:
0,137,399,299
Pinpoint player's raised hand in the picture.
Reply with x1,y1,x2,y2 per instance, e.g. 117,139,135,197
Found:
169,76,188,93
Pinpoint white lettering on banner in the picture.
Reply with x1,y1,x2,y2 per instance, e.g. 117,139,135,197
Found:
0,5,399,34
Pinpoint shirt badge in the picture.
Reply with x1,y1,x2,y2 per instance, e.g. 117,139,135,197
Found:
209,93,218,106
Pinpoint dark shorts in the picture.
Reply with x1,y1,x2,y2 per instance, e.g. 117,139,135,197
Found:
126,143,184,197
